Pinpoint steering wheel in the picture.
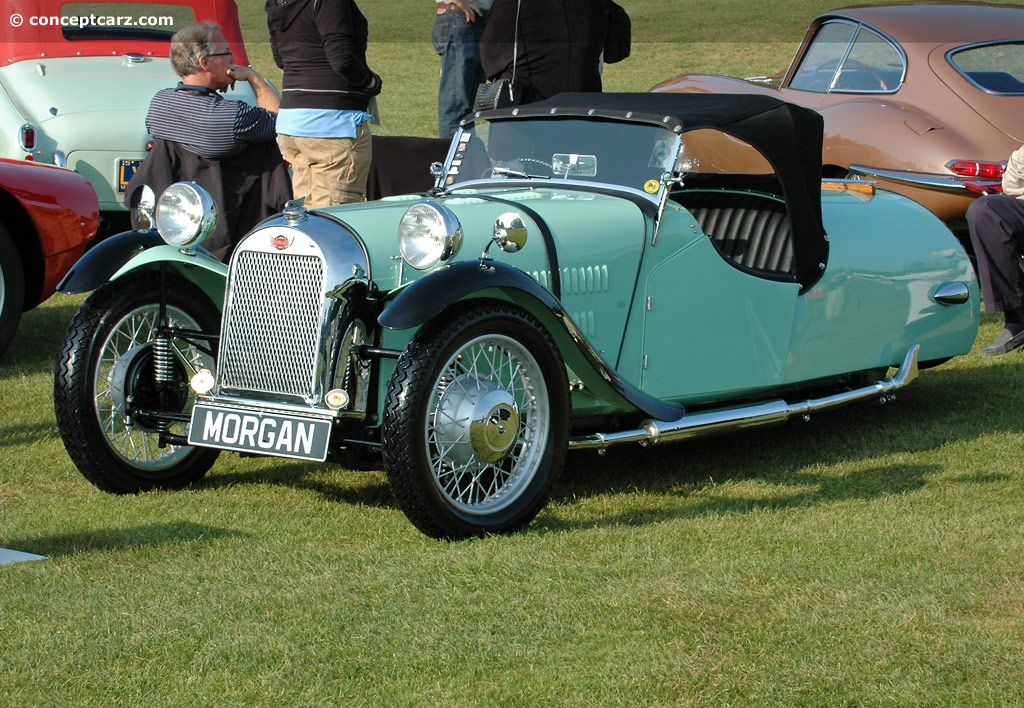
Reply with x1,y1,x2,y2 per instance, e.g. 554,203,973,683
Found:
517,158,553,175
482,157,553,179
836,59,889,91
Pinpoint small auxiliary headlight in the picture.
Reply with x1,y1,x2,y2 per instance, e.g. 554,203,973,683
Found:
398,201,462,270
155,182,217,250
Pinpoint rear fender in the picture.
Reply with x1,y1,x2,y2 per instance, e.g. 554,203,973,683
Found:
58,229,227,306
380,260,683,421
818,101,961,174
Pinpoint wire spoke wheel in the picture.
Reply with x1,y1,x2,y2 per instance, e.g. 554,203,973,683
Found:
93,302,211,470
428,333,549,514
383,303,569,539
54,272,221,493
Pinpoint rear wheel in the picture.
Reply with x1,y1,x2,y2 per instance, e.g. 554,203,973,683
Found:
383,303,569,539
54,271,221,493
0,223,25,357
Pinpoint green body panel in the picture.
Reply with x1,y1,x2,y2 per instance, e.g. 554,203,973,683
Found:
784,188,979,378
329,182,977,416
635,225,799,400
322,188,649,369
111,245,227,307
618,189,977,407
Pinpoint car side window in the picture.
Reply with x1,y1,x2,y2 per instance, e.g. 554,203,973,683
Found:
832,26,903,93
949,42,1024,95
790,21,857,93
790,20,903,94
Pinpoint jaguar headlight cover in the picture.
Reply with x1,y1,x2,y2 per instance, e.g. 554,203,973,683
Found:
398,201,462,269
155,182,217,249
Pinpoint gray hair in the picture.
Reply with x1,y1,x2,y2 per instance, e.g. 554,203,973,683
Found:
169,22,222,78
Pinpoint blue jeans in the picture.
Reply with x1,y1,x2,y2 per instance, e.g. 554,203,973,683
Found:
433,9,487,140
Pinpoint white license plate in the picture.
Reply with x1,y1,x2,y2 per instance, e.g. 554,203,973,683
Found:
188,404,332,461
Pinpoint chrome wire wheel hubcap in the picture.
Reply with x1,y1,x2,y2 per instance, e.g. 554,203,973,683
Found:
426,334,550,515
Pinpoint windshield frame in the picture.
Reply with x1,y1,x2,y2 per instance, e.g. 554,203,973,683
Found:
435,115,684,207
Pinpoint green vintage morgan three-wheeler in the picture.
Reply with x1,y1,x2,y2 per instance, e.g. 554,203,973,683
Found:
54,93,979,539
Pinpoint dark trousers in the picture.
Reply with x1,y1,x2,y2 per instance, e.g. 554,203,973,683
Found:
434,9,487,140
967,194,1024,313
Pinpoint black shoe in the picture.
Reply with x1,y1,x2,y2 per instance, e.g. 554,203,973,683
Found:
980,327,1024,356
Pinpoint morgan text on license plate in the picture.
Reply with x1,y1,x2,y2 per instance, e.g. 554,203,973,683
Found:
188,405,331,461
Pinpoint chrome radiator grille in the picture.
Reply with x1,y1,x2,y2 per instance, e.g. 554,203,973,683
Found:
218,250,326,398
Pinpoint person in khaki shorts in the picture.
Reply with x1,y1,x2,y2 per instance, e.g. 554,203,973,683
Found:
266,0,382,207
280,127,372,206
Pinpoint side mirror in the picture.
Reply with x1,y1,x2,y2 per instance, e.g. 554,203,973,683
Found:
129,185,156,231
493,212,527,253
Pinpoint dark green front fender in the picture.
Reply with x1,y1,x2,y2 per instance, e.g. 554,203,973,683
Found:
58,229,228,307
379,260,683,421
58,230,165,294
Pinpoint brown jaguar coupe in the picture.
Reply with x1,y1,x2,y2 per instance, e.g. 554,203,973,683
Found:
652,2,1024,239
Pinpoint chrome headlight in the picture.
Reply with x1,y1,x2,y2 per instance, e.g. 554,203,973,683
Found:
155,182,217,250
398,201,462,270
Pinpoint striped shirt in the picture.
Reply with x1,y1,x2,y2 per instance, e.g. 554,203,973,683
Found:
145,84,277,159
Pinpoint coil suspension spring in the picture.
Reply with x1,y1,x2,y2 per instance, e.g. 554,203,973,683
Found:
153,330,175,384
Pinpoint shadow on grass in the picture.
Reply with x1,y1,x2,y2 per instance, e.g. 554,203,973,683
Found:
0,295,80,378
0,420,60,449
547,461,943,532
186,358,1023,533
545,361,1022,529
5,522,246,558
200,459,398,510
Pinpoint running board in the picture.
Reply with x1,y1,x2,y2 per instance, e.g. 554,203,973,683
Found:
568,345,920,452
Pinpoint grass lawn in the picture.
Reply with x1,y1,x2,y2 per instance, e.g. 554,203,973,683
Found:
3,0,1024,705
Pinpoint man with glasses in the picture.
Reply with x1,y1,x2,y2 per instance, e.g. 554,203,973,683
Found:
145,22,281,158
132,22,291,261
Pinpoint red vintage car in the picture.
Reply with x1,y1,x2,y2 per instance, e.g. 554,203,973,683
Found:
0,0,252,235
652,2,1024,240
0,158,98,356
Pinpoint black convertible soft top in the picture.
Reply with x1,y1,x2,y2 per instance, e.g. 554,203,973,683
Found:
474,92,829,291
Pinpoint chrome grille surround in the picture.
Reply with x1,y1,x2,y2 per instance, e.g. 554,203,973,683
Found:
215,215,370,408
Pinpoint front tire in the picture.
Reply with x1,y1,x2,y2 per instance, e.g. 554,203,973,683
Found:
0,223,26,357
383,303,569,539
54,271,222,493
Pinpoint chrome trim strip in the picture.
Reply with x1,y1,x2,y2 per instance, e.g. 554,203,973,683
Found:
847,164,1002,193
569,345,920,451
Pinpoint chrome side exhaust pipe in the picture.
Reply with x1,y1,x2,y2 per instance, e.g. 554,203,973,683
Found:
569,345,920,452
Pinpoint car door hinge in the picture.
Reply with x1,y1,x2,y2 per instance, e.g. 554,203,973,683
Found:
646,296,653,311
643,354,649,369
